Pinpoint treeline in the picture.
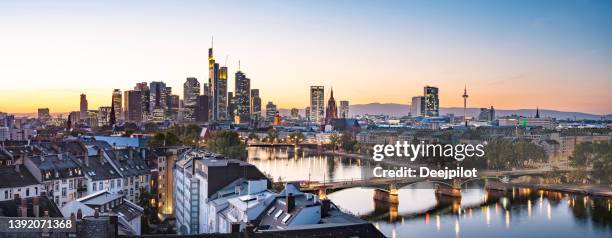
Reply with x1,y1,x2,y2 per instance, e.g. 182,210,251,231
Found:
570,140,611,182
483,139,547,170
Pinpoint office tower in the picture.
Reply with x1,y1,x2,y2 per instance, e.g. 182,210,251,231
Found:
149,81,168,111
196,95,209,122
134,82,150,121
112,89,123,121
124,90,142,122
411,96,425,117
290,108,299,119
234,68,251,122
218,67,228,120
227,92,235,120
250,89,261,113
265,102,277,123
79,94,88,119
168,95,180,120
462,85,469,125
97,106,112,127
38,108,50,122
305,106,311,121
478,106,496,122
310,86,325,124
340,101,349,118
424,86,439,117
183,77,200,122
207,46,228,122
325,88,338,125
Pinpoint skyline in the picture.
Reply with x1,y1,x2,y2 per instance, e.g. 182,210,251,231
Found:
1,0,612,114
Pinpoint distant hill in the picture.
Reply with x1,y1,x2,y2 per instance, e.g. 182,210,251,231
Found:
280,103,609,120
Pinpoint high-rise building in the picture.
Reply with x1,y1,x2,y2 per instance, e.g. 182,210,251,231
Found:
290,108,299,119
134,82,150,121
340,101,349,118
98,106,112,127
196,95,209,123
310,86,325,124
112,89,123,121
168,95,180,120
123,90,142,122
234,69,251,122
478,106,496,122
265,102,277,123
304,106,311,121
410,96,425,117
424,86,439,117
325,88,338,125
80,94,88,119
218,66,228,120
38,108,50,122
149,81,168,111
250,89,261,113
207,46,227,122
183,77,200,122
227,91,235,120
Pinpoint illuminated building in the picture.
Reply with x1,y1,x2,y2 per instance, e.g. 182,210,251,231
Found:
79,94,88,119
424,86,439,117
310,86,325,124
123,90,142,122
411,96,425,117
266,102,277,124
112,89,123,121
183,77,200,122
235,67,251,122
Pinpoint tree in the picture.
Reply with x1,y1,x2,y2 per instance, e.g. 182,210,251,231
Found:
247,132,259,142
147,132,180,147
329,134,340,151
570,140,612,182
266,128,279,144
144,122,158,133
340,132,357,152
206,130,247,159
484,138,546,170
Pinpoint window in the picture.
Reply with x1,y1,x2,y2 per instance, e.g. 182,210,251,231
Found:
4,191,8,199
99,182,103,190
26,188,30,196
111,180,115,189
61,188,67,197
35,187,38,195
130,188,133,195
69,180,74,189
117,179,121,187
282,214,292,224
274,210,283,219
93,183,97,191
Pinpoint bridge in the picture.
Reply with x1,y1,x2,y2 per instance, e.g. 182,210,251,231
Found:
247,142,319,148
290,168,575,204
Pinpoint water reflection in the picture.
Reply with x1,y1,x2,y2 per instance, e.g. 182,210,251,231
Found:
249,147,612,237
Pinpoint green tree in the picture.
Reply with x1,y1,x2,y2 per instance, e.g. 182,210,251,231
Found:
206,130,247,159
266,128,279,144
147,132,180,147
144,122,158,133
288,131,305,145
329,134,340,151
340,132,357,152
570,140,612,182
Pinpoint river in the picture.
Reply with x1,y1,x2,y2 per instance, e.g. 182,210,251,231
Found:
247,147,611,238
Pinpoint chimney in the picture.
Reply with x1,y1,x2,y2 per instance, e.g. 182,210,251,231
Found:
128,147,133,160
286,193,295,213
33,197,40,217
77,209,83,219
94,208,99,218
85,154,90,167
321,199,331,217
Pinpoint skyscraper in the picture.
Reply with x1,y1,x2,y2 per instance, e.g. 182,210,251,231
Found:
304,106,311,121
339,101,349,118
265,102,277,124
150,81,168,111
134,82,150,121
410,96,425,117
79,94,88,119
97,106,112,127
218,66,228,120
310,86,325,124
227,91,235,120
234,68,251,122
325,88,338,125
123,90,142,122
112,89,122,121
250,89,261,114
196,95,209,123
424,86,439,117
207,46,225,122
183,77,200,122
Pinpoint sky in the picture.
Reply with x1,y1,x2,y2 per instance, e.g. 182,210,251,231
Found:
1,0,611,115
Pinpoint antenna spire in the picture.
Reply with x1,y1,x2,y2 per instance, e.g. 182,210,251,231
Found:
238,60,241,71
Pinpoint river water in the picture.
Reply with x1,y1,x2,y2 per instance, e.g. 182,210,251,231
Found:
247,147,612,238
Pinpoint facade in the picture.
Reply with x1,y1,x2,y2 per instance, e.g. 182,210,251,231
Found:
235,70,251,122
339,100,349,118
218,66,228,121
227,92,235,120
97,106,112,127
411,96,425,117
149,81,169,112
290,108,299,120
80,94,88,119
123,90,142,122
325,89,338,125
24,154,85,207
310,86,325,124
478,106,496,122
0,165,43,201
424,86,439,117
183,77,201,122
196,95,210,123
265,102,277,124
305,106,311,121
112,89,123,122
134,82,150,121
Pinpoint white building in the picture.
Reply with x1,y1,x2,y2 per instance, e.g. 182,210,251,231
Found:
0,165,44,201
